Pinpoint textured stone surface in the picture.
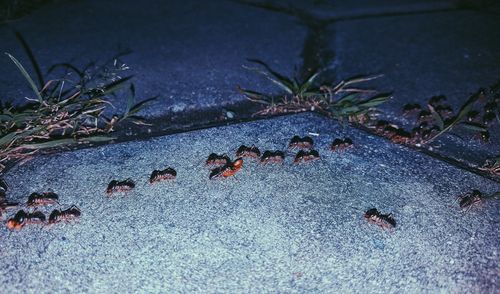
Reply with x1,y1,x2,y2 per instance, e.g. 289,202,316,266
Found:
250,0,457,19
0,0,306,118
332,10,500,168
0,113,498,293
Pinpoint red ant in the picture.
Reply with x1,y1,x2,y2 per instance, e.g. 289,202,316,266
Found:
106,179,135,195
294,150,320,164
149,167,177,184
26,191,59,207
389,129,411,144
364,208,396,230
209,158,243,179
206,153,231,167
7,210,46,230
456,190,500,212
48,205,81,224
458,190,483,212
260,151,285,164
236,145,261,159
330,138,353,152
288,136,314,150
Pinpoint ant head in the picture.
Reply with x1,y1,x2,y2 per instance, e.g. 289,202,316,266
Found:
7,219,22,230
233,158,243,168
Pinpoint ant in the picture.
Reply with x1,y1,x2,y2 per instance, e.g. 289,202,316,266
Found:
260,151,285,164
149,167,177,184
206,153,231,167
364,208,396,230
7,210,46,230
48,205,81,224
106,179,135,195
330,138,353,152
209,158,243,179
236,145,261,159
288,135,314,150
26,191,59,207
294,150,320,164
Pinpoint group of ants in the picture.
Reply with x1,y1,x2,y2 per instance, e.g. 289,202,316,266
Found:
0,184,80,231
1,133,489,233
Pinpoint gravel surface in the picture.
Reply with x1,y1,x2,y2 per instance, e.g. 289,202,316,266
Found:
0,113,498,293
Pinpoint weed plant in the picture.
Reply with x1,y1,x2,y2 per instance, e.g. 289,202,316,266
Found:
238,59,390,124
0,33,155,171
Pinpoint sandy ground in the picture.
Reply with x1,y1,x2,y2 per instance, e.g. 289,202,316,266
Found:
0,113,498,293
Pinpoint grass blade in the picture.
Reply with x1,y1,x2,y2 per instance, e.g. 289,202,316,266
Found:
0,132,17,147
358,94,391,108
5,53,43,102
243,65,294,94
128,96,158,116
247,59,295,91
237,86,270,102
456,91,480,120
17,138,77,150
125,84,136,115
343,74,383,86
0,114,13,121
336,93,359,104
14,31,44,88
299,71,320,95
428,104,444,130
459,122,488,132
78,136,116,143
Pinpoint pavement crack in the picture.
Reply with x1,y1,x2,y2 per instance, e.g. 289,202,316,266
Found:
325,7,464,23
352,122,500,183
233,0,334,80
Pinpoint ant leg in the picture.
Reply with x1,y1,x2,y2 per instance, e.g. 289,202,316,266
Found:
463,204,474,213
67,205,80,212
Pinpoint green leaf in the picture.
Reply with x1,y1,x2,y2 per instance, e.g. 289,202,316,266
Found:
0,114,13,121
78,136,116,143
358,94,391,108
128,116,152,126
343,74,383,86
298,71,320,95
428,104,444,130
243,65,294,94
17,138,77,150
237,87,269,102
292,79,299,93
336,93,359,104
246,59,295,93
456,91,481,121
338,106,360,114
5,53,43,102
125,84,136,115
80,98,111,108
12,112,37,125
14,31,45,88
459,122,487,132
0,132,17,147
127,96,158,116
